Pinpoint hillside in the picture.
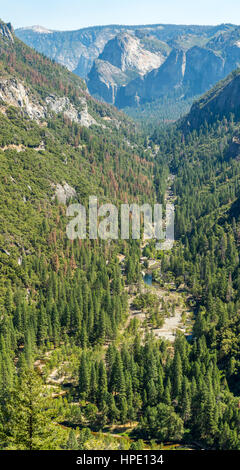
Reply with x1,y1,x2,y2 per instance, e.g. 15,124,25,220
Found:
0,21,135,128
0,18,156,258
181,68,240,130
151,91,240,400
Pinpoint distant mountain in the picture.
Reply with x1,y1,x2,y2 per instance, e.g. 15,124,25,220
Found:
116,45,227,108
15,23,233,79
16,25,133,77
114,27,240,108
87,24,240,110
15,22,240,115
87,32,167,103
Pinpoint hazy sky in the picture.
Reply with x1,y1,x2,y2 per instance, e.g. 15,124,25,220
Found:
1,0,240,30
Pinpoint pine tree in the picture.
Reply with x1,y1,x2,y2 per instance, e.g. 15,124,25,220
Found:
110,351,126,396
172,351,183,400
79,353,90,399
97,360,108,409
181,377,191,422
4,369,62,450
66,429,78,450
107,394,119,423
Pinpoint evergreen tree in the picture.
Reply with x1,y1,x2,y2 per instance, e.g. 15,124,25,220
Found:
4,369,62,450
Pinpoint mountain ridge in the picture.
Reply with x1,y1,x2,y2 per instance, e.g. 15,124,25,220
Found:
16,22,240,114
16,22,238,78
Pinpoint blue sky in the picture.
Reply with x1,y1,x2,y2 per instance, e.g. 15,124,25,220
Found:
1,0,240,30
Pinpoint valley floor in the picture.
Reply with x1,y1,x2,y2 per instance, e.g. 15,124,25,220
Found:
33,176,195,449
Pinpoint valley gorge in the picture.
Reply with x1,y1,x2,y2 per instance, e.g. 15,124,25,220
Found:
0,15,240,453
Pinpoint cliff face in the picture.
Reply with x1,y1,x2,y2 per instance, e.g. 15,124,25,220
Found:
99,33,164,74
87,32,165,104
182,47,225,96
116,49,186,107
87,59,129,104
115,44,240,108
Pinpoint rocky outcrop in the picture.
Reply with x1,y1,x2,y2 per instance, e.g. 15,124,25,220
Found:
54,183,77,205
78,100,98,127
0,79,98,127
0,79,45,120
46,95,98,127
0,22,14,42
99,33,164,75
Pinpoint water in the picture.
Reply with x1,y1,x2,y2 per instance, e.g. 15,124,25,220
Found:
143,273,153,286
186,334,193,343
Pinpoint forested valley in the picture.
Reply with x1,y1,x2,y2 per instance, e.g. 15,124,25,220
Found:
0,20,240,451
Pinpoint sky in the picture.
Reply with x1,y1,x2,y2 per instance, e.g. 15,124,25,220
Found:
0,0,240,31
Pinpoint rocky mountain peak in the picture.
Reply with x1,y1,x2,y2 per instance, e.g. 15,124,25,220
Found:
87,31,166,104
20,25,54,34
0,20,14,42
99,32,163,75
